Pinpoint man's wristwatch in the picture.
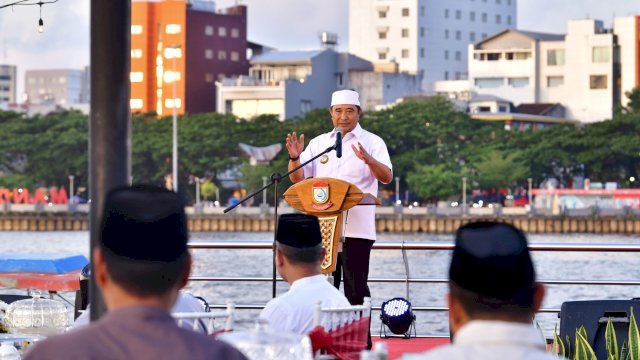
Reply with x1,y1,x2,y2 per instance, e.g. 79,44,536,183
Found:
289,155,300,161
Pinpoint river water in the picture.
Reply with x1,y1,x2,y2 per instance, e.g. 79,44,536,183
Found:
1,231,639,338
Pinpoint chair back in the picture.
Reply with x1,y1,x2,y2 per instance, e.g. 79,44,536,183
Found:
173,301,235,335
310,297,371,360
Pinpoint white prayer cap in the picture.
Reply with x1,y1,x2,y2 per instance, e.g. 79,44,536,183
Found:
331,90,360,107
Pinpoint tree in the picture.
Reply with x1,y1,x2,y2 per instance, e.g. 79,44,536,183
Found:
406,164,465,200
624,86,640,114
472,150,528,190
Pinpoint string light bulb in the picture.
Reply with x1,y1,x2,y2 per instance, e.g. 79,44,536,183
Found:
37,4,44,33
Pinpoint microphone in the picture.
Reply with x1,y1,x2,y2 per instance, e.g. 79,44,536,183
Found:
335,128,343,158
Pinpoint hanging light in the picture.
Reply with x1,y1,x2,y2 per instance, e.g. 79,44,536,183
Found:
37,3,44,33
380,297,415,337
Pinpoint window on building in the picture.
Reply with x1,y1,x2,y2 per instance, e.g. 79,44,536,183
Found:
131,49,143,58
444,9,449,18
475,77,503,88
131,25,143,35
420,27,425,37
470,32,476,42
444,71,449,80
496,14,501,24
589,75,607,89
470,12,475,21
444,50,449,60
218,50,227,60
507,0,512,4
508,77,529,87
455,51,461,61
547,49,565,66
402,28,409,37
420,48,425,58
482,33,487,39
130,99,143,109
402,49,409,58
547,76,564,87
496,0,501,4
205,25,214,36
592,46,610,63
378,52,387,60
506,51,531,60
163,71,181,83
507,16,512,25
165,24,181,34
130,72,144,82
486,52,501,60
379,31,387,39
445,29,449,39
455,30,461,40
455,10,461,19
218,27,227,37
231,28,240,38
499,105,507,112
402,8,409,16
230,51,240,61
336,73,344,86
205,73,214,83
482,13,487,22
301,100,312,113
378,10,387,18
165,98,182,109
205,49,214,59
165,47,183,59
420,6,425,16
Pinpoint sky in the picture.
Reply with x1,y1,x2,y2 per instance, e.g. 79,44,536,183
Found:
0,0,639,98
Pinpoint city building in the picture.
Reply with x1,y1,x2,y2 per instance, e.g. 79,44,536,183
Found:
216,47,420,120
24,68,89,106
0,65,17,105
131,0,249,115
348,0,516,92
467,17,640,123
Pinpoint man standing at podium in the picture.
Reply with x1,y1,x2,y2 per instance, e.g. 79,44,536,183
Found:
285,89,393,312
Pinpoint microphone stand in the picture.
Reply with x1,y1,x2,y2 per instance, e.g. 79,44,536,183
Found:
224,143,339,298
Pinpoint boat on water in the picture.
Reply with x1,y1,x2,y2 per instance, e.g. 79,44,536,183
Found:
2,236,639,359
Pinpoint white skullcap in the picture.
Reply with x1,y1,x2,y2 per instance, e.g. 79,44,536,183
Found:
331,90,360,107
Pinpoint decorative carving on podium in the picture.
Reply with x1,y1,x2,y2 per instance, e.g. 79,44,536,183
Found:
318,215,338,271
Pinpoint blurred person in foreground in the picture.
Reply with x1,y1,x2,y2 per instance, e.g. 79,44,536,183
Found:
260,213,350,334
410,221,557,360
25,185,246,360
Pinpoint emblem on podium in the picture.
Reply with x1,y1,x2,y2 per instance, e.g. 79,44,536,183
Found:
311,181,332,210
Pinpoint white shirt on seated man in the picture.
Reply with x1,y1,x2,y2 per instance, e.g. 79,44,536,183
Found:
259,214,350,334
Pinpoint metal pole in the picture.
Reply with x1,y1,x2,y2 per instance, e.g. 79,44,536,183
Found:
395,177,400,204
462,177,467,211
69,175,75,203
90,0,131,320
528,178,533,205
262,176,267,205
172,48,179,193
195,178,201,206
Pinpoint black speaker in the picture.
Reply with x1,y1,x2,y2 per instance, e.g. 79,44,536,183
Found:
559,300,640,359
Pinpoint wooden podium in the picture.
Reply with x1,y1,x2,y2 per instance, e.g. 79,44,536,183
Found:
283,178,379,274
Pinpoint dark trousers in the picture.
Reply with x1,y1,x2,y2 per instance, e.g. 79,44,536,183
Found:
332,237,373,349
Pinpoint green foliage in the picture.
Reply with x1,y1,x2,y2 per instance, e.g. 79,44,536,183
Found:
624,87,640,114
1,93,638,204
200,180,217,201
605,318,618,360
629,308,640,360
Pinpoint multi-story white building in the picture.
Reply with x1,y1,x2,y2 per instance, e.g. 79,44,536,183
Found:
467,17,640,123
349,0,516,92
0,65,17,105
24,68,90,106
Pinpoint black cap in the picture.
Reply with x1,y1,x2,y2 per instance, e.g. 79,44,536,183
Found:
100,185,188,262
449,221,535,299
276,214,322,248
